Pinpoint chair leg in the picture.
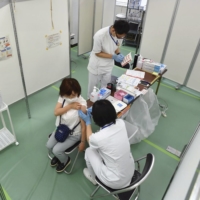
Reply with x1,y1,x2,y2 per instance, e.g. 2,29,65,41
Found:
134,186,140,200
90,185,100,199
64,150,80,174
48,151,53,160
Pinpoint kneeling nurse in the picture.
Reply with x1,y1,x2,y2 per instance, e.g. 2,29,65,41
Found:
78,99,135,189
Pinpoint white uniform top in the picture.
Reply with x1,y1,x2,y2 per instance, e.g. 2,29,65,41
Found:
55,95,87,136
87,26,123,75
89,119,135,187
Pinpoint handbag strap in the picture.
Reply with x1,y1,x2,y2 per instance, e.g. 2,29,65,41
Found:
71,121,81,133
59,99,81,133
59,99,66,125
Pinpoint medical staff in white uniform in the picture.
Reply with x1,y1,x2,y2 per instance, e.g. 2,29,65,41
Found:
87,20,130,97
78,100,135,189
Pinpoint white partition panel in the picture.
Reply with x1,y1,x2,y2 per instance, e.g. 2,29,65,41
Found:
102,0,116,28
140,0,176,62
187,53,200,92
78,0,95,55
94,0,104,34
0,5,25,105
164,0,200,84
14,0,70,95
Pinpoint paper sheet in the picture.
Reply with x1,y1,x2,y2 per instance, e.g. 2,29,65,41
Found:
126,70,145,79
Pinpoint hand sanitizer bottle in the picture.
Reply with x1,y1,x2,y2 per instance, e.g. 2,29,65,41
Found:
90,86,99,102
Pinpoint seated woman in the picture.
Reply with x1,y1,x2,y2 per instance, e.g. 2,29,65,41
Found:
46,78,86,173
78,100,135,189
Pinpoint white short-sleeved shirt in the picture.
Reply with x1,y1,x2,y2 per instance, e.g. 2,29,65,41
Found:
89,119,135,186
55,95,87,136
87,26,123,75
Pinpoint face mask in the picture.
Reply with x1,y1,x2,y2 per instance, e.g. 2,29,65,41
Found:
64,96,78,103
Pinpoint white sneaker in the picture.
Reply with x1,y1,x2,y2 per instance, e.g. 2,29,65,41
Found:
83,168,97,185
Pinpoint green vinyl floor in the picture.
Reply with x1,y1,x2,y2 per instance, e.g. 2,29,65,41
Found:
0,46,200,200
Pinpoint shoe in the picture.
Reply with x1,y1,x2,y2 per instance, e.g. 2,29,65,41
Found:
56,157,71,173
83,168,97,185
51,157,60,167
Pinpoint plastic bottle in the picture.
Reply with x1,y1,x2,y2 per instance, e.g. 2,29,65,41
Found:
90,86,99,102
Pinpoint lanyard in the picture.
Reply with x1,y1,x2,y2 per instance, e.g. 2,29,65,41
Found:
101,122,114,130
109,27,118,46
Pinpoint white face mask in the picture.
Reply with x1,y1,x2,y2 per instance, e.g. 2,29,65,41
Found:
64,96,78,103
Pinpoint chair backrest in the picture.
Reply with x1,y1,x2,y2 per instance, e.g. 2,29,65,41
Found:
117,153,155,193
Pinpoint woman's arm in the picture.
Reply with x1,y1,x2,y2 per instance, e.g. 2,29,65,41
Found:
78,119,86,151
86,125,93,143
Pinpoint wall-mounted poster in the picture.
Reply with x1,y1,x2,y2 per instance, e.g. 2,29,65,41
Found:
0,36,12,61
46,32,62,50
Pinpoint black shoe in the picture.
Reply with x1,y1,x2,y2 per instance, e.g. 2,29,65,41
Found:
56,157,71,173
51,157,60,167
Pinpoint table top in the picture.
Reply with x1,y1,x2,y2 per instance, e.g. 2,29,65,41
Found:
87,68,167,117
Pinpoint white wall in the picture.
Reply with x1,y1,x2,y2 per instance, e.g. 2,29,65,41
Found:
0,5,25,105
140,0,200,92
140,0,176,62
69,0,78,45
13,0,70,95
0,0,71,105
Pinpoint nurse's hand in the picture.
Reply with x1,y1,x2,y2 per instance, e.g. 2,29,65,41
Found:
112,53,124,63
78,110,91,125
87,107,92,116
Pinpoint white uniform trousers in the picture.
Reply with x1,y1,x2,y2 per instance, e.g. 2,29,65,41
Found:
87,72,111,98
85,147,124,189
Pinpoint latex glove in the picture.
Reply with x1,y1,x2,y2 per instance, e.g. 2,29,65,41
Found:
112,53,124,63
78,110,91,125
87,107,92,116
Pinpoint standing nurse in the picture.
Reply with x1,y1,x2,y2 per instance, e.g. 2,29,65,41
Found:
87,20,130,97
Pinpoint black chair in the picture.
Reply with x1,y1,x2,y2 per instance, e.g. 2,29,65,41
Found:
90,153,155,200
47,134,81,174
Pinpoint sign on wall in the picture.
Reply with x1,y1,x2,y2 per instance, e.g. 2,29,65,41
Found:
0,35,12,61
46,32,62,50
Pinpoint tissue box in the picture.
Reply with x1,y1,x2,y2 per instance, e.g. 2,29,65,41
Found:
114,90,127,101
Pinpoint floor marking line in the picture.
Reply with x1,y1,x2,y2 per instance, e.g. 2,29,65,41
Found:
120,46,136,53
160,83,200,100
52,86,59,91
143,139,180,161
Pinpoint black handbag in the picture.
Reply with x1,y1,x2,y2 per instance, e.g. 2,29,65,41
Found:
55,99,80,142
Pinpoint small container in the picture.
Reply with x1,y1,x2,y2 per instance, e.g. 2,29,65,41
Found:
107,83,114,91
114,90,127,101
123,94,135,104
90,87,99,103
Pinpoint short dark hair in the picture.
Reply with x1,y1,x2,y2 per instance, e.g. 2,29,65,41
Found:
59,78,81,97
113,20,130,34
92,100,117,127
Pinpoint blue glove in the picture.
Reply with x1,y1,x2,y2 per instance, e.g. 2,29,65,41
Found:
78,110,91,125
112,53,124,63
87,107,92,116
